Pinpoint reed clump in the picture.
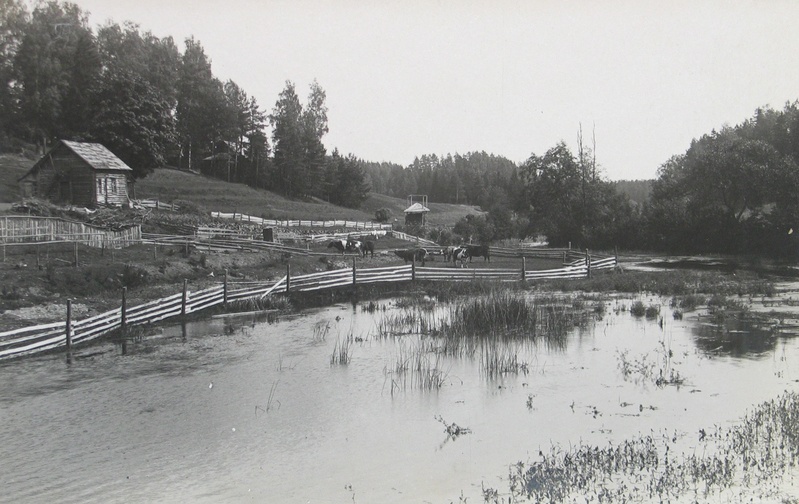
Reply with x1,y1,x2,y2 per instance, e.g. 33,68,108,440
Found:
330,336,351,365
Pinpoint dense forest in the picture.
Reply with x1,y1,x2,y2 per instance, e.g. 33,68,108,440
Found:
2,1,798,257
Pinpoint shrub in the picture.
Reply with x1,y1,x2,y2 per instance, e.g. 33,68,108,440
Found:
630,300,646,317
374,208,392,222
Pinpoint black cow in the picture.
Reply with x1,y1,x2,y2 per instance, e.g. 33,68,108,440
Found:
394,248,428,266
465,244,490,262
361,240,375,258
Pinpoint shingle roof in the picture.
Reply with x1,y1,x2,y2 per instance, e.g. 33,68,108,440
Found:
61,140,133,171
404,202,430,213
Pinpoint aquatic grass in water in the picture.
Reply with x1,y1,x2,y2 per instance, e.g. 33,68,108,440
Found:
481,341,529,377
499,391,799,503
330,336,351,365
386,341,449,391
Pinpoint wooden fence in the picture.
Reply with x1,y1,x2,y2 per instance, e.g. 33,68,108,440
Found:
0,251,617,361
0,216,142,248
210,211,393,231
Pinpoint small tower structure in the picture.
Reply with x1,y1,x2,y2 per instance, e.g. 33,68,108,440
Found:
404,194,430,226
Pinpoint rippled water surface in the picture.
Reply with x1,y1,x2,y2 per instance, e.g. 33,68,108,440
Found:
2,288,799,503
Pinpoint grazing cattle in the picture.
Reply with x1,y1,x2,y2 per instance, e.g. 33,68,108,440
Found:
361,240,375,258
394,248,428,266
327,239,348,255
452,246,469,267
443,246,456,262
465,244,490,262
346,238,363,256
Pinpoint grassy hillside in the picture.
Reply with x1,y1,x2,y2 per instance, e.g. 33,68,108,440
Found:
362,192,484,227
133,168,376,221
0,155,483,225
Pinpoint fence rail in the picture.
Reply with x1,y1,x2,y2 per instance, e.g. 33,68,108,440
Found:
210,212,392,231
0,250,617,361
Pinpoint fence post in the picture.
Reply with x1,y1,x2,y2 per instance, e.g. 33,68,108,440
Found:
66,299,73,353
562,251,566,264
73,241,79,267
586,249,592,279
286,264,291,292
121,287,127,331
352,257,357,286
521,256,526,281
153,244,157,260
614,246,619,269
181,279,188,317
223,269,228,307
411,257,416,282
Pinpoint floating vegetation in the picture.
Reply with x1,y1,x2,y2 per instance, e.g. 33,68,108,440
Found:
502,392,799,503
435,415,471,439
616,350,657,385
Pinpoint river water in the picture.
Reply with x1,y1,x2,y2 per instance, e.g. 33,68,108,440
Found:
2,288,799,503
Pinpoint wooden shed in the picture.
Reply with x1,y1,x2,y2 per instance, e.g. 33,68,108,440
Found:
18,140,133,207
403,202,431,226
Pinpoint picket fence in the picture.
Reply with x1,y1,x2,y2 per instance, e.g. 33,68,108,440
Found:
0,216,142,248
0,252,617,361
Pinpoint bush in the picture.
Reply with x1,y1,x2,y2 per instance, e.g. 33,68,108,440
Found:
374,208,392,222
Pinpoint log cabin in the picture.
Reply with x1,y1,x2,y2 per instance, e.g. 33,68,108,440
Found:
18,140,133,207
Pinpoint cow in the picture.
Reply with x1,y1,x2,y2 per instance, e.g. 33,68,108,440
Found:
451,246,469,268
361,240,375,258
346,238,364,256
443,246,456,262
394,248,428,266
464,244,490,262
327,239,348,255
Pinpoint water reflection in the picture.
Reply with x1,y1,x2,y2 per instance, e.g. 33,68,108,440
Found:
691,317,778,357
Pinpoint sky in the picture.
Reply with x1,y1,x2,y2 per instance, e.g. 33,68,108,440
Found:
69,0,799,180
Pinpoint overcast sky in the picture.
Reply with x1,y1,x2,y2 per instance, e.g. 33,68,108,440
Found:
72,0,799,180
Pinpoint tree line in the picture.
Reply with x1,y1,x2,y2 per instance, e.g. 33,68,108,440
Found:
371,105,799,259
0,0,370,207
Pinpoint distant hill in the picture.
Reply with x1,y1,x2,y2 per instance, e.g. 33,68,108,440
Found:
613,179,653,205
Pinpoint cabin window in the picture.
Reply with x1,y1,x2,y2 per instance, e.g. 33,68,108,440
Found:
110,178,118,194
97,178,104,194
